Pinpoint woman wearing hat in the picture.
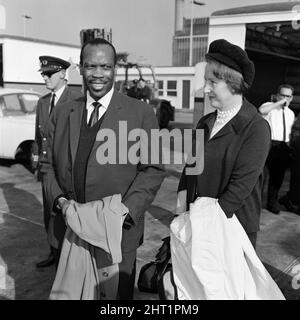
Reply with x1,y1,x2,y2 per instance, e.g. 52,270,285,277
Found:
176,39,271,248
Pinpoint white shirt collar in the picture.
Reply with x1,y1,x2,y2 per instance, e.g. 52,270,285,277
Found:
52,84,66,103
86,86,114,110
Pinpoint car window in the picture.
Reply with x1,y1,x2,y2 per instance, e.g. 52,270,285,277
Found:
2,94,24,116
21,94,39,113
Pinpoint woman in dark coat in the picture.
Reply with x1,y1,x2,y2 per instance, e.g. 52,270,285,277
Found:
176,39,271,248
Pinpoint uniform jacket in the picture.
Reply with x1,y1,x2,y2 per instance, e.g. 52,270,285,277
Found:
32,87,82,174
42,89,165,252
178,99,271,233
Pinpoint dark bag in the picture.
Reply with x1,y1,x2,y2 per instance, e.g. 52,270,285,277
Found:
137,261,162,293
157,263,178,300
137,237,178,299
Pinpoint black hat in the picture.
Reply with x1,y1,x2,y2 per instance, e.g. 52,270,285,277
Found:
38,55,70,73
205,39,255,87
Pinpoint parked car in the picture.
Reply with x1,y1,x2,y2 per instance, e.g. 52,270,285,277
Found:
0,88,40,162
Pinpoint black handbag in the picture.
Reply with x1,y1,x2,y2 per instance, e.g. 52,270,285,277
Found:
137,237,178,299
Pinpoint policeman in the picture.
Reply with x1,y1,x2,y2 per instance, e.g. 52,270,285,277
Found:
33,56,81,268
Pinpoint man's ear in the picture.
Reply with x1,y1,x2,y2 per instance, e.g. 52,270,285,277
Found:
60,69,66,78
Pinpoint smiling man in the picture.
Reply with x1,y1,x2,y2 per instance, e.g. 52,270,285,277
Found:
33,56,81,269
42,38,165,300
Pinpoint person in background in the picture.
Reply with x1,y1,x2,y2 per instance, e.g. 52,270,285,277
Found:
177,39,271,248
42,38,165,299
126,79,139,99
259,84,295,214
137,78,151,103
279,112,300,215
32,56,81,268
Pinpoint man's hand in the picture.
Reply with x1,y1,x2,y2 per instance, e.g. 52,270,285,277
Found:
31,154,39,171
57,198,70,220
277,98,288,108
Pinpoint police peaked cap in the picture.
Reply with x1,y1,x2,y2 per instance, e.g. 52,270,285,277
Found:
38,55,71,73
205,39,255,87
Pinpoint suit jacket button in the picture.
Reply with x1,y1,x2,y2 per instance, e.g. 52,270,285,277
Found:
42,151,47,155
102,272,109,277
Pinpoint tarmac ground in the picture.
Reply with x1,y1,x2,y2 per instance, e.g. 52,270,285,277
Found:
0,114,299,300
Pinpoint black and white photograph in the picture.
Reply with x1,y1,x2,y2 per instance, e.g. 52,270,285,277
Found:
0,0,299,305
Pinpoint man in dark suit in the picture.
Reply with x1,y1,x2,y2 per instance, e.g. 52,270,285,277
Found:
42,38,165,299
33,56,81,268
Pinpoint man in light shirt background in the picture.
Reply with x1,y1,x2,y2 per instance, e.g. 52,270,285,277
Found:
259,84,295,214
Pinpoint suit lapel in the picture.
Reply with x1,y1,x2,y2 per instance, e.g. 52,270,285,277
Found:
41,94,51,132
69,97,85,165
210,122,235,140
56,87,72,105
207,99,258,141
42,94,51,122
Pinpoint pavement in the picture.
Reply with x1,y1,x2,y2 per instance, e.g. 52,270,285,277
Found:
0,116,299,300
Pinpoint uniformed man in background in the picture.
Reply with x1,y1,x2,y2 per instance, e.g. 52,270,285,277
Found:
33,56,81,268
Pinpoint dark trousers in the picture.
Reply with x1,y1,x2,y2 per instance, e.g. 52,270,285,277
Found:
41,181,51,232
266,141,291,206
287,141,300,206
117,250,137,300
41,177,56,257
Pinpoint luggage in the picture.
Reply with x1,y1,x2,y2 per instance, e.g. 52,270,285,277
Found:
137,236,177,299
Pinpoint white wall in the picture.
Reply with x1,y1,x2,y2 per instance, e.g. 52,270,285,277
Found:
208,23,246,48
2,37,81,85
0,5,5,30
116,66,196,109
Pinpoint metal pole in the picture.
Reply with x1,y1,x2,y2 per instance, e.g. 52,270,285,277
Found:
188,1,205,66
22,15,32,37
23,17,26,37
189,1,194,66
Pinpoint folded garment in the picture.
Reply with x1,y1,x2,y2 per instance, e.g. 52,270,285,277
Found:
50,194,128,300
170,197,285,300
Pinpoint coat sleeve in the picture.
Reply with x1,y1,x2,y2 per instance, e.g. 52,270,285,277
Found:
218,118,271,217
40,107,65,210
122,105,166,224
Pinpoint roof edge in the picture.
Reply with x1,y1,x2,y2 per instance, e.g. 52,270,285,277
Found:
212,1,300,17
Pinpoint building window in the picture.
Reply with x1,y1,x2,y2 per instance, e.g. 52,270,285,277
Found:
167,80,177,96
157,80,164,96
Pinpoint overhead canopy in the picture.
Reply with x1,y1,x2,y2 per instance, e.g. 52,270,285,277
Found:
212,2,300,59
212,1,300,16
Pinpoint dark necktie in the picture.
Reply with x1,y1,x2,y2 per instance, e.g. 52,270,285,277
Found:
88,101,101,127
49,93,56,116
282,108,286,142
